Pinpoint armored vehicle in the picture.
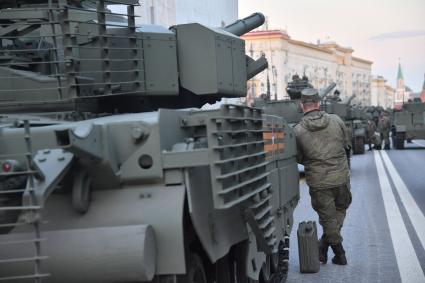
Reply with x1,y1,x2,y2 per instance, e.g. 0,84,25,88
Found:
367,106,384,127
392,98,425,149
253,76,337,174
346,104,368,154
0,1,300,282
253,75,336,124
321,94,367,155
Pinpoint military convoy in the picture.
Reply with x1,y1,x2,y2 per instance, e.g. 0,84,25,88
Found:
254,75,368,157
253,75,310,124
253,75,365,169
321,94,368,155
253,75,336,125
0,1,300,282
391,98,425,149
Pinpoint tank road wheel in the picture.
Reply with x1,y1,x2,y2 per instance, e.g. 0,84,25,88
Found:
258,240,290,283
72,170,92,213
353,136,365,155
177,253,208,283
231,245,259,283
260,257,272,283
276,239,290,283
394,132,405,149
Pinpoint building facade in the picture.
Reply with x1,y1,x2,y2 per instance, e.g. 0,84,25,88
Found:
371,76,385,107
242,30,373,105
133,0,238,27
371,76,395,109
385,85,396,108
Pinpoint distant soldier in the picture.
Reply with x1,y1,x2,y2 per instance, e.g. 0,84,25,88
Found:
378,112,391,150
366,117,377,150
295,88,352,265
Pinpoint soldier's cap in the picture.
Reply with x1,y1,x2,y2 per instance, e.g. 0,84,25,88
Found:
301,87,320,103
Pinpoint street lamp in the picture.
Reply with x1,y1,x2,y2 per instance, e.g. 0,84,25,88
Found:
272,65,278,100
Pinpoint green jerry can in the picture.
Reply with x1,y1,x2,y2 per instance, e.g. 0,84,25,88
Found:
297,221,320,273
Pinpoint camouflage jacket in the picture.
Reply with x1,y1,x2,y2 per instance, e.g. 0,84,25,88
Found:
294,110,350,189
378,115,391,133
366,120,377,137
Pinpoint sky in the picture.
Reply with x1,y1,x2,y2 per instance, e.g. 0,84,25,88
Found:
239,0,425,92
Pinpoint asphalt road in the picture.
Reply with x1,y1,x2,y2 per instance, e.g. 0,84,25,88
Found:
287,140,425,283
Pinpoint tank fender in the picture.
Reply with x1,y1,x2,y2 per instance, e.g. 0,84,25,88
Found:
184,167,248,264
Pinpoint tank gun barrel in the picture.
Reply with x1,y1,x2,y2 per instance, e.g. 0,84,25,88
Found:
223,12,268,79
318,82,337,100
346,94,356,105
223,13,265,36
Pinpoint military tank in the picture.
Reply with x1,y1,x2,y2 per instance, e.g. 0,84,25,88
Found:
346,104,368,155
0,1,300,282
253,76,337,174
321,94,367,155
253,75,335,124
392,98,425,149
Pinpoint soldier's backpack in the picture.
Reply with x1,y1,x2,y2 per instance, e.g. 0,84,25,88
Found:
297,221,320,273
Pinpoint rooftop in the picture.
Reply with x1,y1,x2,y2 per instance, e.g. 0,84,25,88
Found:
241,29,290,39
242,29,372,64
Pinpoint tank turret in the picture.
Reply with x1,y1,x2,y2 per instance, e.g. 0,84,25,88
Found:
346,94,356,106
285,74,314,100
0,4,267,114
255,75,336,124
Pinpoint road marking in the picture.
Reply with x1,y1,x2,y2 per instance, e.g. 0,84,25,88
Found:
373,151,425,283
412,140,425,148
380,150,425,252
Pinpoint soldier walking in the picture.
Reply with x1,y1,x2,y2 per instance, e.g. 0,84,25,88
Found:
378,112,391,150
295,88,352,265
366,117,377,150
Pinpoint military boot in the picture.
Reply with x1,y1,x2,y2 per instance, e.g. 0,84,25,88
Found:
319,237,329,263
330,243,347,265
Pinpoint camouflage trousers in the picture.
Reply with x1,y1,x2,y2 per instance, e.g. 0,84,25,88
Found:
380,130,390,147
309,183,352,245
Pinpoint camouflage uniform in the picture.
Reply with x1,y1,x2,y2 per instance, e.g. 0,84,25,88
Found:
378,114,391,149
366,119,377,150
295,109,352,245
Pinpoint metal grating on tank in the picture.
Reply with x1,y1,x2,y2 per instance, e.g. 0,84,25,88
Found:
0,121,49,282
206,104,278,252
206,105,267,209
0,0,144,113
